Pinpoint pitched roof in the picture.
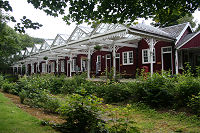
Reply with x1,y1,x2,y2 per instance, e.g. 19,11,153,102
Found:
130,23,174,39
161,23,188,38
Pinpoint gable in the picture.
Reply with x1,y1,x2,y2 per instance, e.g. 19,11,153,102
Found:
179,32,200,49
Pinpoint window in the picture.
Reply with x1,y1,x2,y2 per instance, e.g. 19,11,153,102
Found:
106,54,111,59
51,62,55,72
142,49,156,64
123,51,133,65
116,53,120,58
42,63,46,72
72,59,76,72
81,58,87,72
97,55,101,71
61,60,65,72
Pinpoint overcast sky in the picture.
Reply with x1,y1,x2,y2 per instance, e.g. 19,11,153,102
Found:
7,0,200,39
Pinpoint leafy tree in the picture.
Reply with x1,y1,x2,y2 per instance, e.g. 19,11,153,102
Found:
153,13,197,28
195,24,200,32
1,0,200,26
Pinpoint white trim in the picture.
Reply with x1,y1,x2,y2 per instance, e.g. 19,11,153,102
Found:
177,30,200,49
60,60,65,72
161,46,173,72
106,54,111,71
175,22,194,45
122,51,134,65
142,49,156,64
96,55,101,71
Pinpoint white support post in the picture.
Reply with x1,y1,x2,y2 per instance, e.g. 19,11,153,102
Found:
46,60,48,73
31,62,33,74
175,49,179,74
87,46,91,79
56,56,59,73
25,64,27,75
149,38,154,77
70,53,72,77
112,44,116,78
16,65,18,74
37,61,40,73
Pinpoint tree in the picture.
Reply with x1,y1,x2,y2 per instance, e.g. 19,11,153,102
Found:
1,0,200,27
152,13,197,28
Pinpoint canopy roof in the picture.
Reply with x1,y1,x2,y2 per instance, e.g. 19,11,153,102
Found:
13,23,177,65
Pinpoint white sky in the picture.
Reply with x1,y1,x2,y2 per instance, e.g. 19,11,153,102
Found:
7,0,200,39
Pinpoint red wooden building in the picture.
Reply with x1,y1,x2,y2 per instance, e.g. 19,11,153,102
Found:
12,22,200,78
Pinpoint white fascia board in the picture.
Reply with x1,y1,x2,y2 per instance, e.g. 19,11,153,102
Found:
115,43,138,48
175,22,190,45
128,29,174,42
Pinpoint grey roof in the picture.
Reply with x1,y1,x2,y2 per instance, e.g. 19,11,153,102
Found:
176,32,197,48
130,23,174,39
161,23,188,38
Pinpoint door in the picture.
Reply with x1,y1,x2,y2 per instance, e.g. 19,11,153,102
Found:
106,54,111,72
163,53,172,71
116,53,120,73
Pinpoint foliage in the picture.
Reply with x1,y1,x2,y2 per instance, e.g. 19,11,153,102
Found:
94,45,102,51
188,93,200,115
153,13,196,27
2,81,19,94
105,104,140,133
19,89,27,104
97,81,132,103
57,90,105,133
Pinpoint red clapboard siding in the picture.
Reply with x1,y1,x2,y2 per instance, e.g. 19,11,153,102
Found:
91,51,111,75
138,39,174,73
181,32,200,49
117,47,136,75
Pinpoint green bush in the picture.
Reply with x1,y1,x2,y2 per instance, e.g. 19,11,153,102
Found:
0,75,5,88
19,89,27,104
57,90,105,133
140,73,174,107
188,93,200,115
26,89,61,113
96,81,132,103
174,75,200,107
2,82,19,94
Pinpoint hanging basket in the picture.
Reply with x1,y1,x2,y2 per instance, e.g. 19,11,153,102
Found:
21,62,24,64
43,56,48,60
94,45,102,51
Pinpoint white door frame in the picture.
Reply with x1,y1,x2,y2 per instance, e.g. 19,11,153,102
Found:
161,46,173,73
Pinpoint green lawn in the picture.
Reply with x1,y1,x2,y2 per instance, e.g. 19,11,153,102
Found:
0,92,58,133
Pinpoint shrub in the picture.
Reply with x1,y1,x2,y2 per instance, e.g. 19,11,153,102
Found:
2,82,19,94
174,75,200,107
141,73,174,107
19,89,27,104
188,93,200,115
25,89,61,113
0,75,6,88
97,81,132,103
57,90,105,133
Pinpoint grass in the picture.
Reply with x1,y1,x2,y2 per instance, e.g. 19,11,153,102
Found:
104,104,200,133
0,92,58,133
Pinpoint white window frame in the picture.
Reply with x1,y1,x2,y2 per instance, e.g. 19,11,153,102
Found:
142,48,156,64
81,58,87,72
122,51,133,65
51,62,55,72
97,55,101,71
42,63,46,73
60,60,65,72
72,59,76,72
